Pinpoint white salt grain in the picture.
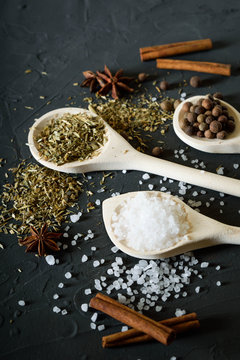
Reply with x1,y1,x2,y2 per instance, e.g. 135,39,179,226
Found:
18,300,25,306
58,282,64,288
93,260,100,267
111,192,190,251
98,325,105,331
148,184,154,190
216,167,224,175
65,272,72,279
200,262,209,268
195,286,200,293
85,288,92,295
233,164,239,169
142,173,150,180
170,357,177,360
61,309,68,315
175,308,186,317
215,265,221,271
70,212,82,223
91,312,98,322
90,323,96,329
53,294,59,300
81,303,88,312
53,306,61,313
82,255,88,263
45,255,55,266
121,326,128,332
216,281,221,286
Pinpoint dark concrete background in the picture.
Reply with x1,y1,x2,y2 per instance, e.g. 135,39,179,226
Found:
1,0,240,359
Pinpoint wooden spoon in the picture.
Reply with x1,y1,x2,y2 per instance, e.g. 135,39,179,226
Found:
28,107,240,197
102,191,240,259
173,95,240,153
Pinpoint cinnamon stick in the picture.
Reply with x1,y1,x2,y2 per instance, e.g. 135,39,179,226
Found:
140,39,212,61
102,313,200,348
156,59,231,76
90,293,176,345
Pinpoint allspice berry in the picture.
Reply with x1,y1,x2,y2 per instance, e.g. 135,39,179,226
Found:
212,105,222,117
218,115,228,124
210,120,222,133
197,114,206,123
199,122,208,132
213,92,223,100
190,105,197,113
226,120,235,132
195,106,205,115
197,130,204,137
179,117,190,129
204,129,215,139
202,98,213,110
184,126,194,136
160,100,173,112
152,146,163,157
205,115,214,124
190,76,201,88
187,112,197,123
182,102,192,112
174,99,182,109
217,131,227,139
160,80,169,91
138,73,148,82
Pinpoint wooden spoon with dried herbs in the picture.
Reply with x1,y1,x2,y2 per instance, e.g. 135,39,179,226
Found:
28,107,240,197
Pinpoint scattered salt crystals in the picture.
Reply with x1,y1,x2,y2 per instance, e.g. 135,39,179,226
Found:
95,199,101,206
155,305,162,312
70,212,82,223
58,282,64,288
220,201,224,206
53,294,59,300
181,154,188,161
93,260,100,267
90,322,96,329
200,262,209,268
53,306,61,313
148,184,154,190
98,325,105,331
206,202,210,208
111,192,120,197
91,246,97,251
94,279,102,291
192,191,198,197
139,180,143,185
18,300,25,307
85,288,92,295
111,246,119,253
160,187,167,192
195,286,200,294
122,170,127,174
63,233,69,238
170,356,177,360
82,255,88,263
71,240,77,246
65,272,72,279
216,281,221,286
142,173,150,180
219,193,225,197
87,175,92,179
45,255,55,266
64,226,70,231
216,167,224,175
233,164,239,169
81,303,88,312
111,192,190,251
91,312,98,322
175,308,186,317
121,326,128,332
152,97,157,101
200,190,206,195
61,309,68,315
97,188,105,193
216,265,221,271
63,244,68,250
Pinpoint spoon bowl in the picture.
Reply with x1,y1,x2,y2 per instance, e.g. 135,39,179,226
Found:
28,107,240,197
173,95,240,153
103,191,240,259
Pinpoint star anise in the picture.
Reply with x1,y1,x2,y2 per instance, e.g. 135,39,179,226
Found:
97,65,134,100
19,224,62,257
80,70,105,93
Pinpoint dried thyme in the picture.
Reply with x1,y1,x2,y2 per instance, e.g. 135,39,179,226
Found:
0,161,82,235
35,112,107,165
88,96,174,151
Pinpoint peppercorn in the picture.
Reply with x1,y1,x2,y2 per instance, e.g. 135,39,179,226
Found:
190,76,201,88
202,98,213,110
138,73,148,82
174,99,182,109
182,101,192,112
179,117,190,129
217,131,227,139
195,106,205,115
204,129,215,139
218,115,228,124
160,80,169,91
210,120,222,133
197,130,204,137
199,122,208,132
212,105,222,117
152,146,163,157
190,105,197,113
226,120,235,132
197,114,206,123
205,110,212,116
205,115,214,124
184,126,194,136
187,112,197,123
160,100,173,112
213,92,223,100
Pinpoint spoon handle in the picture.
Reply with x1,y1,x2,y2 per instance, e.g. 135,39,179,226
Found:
125,151,240,197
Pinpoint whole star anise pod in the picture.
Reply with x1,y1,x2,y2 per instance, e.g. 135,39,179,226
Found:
97,65,134,100
80,70,105,93
19,224,62,257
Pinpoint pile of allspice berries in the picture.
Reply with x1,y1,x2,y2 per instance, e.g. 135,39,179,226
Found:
179,94,235,139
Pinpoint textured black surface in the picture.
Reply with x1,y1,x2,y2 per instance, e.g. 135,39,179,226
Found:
1,1,240,359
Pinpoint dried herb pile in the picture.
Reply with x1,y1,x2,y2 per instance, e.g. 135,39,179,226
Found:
0,162,82,235
88,96,174,151
35,112,107,165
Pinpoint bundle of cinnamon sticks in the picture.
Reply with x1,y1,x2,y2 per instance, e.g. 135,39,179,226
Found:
90,293,200,348
139,38,231,76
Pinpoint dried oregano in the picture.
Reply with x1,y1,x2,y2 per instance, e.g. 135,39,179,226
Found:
35,112,107,165
0,161,82,235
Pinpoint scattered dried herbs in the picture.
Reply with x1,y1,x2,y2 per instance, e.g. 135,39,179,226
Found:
0,161,82,235
35,112,107,165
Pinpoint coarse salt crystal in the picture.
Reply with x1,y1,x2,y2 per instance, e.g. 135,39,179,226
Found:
216,167,224,175
93,260,100,267
148,184,154,190
61,309,68,315
81,303,88,312
63,233,69,238
70,212,82,223
58,282,64,288
195,286,200,293
175,308,186,317
65,272,72,279
200,262,209,268
90,323,96,329
142,173,150,180
45,255,55,266
233,164,239,169
215,265,221,271
18,300,25,306
82,255,88,263
121,326,128,332
91,312,98,322
98,324,105,331
53,306,61,313
85,288,92,295
216,281,221,286
95,199,101,206
53,294,59,300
